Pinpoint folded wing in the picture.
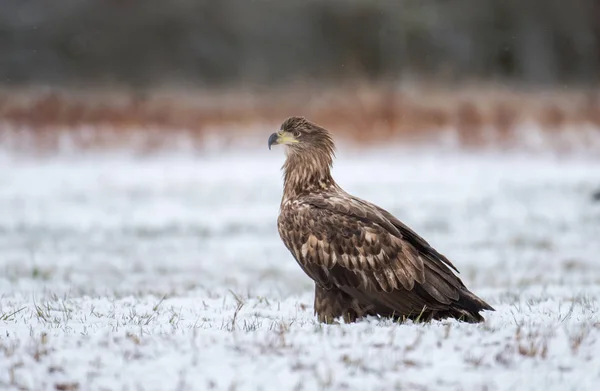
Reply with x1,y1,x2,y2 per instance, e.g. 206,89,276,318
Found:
277,193,493,321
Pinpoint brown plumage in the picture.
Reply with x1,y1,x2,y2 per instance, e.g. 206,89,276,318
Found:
268,117,494,323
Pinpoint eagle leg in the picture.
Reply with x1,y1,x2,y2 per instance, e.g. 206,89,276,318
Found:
314,284,373,323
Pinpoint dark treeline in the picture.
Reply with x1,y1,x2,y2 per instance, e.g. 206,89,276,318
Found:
1,0,599,88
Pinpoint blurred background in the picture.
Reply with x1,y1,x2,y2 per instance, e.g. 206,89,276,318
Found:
1,5,600,388
1,0,600,154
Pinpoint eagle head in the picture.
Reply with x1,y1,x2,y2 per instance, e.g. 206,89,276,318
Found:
268,117,335,158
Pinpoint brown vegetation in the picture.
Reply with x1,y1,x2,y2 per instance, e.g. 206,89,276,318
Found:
1,85,600,154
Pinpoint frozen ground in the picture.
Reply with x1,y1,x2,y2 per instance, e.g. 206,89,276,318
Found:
0,147,599,391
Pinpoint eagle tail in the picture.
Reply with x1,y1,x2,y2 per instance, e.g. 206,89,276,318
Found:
447,289,495,323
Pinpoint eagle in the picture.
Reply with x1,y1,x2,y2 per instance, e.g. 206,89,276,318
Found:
268,116,494,324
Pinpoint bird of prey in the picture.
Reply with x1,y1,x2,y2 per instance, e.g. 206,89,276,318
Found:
268,116,494,323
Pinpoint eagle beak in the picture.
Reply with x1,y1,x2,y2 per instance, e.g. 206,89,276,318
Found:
268,132,279,150
268,131,298,150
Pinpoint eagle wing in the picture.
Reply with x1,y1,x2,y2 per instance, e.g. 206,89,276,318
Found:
278,193,492,320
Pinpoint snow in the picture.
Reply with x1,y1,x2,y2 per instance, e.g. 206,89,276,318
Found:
1,147,600,391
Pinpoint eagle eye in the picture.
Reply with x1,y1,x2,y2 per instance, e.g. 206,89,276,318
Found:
293,131,301,138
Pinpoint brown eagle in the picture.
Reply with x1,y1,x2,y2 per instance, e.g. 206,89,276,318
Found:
268,117,494,323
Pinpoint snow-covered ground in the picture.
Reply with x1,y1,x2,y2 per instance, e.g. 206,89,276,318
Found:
0,147,599,391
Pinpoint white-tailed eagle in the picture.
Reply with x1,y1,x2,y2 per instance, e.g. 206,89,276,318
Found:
268,117,494,323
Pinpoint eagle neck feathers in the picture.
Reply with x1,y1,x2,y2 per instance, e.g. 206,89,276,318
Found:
282,148,337,202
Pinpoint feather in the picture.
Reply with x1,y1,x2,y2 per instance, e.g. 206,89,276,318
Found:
274,116,494,323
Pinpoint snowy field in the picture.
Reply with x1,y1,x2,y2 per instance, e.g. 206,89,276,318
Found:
0,146,599,391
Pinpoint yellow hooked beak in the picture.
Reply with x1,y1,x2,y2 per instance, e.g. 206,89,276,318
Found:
268,131,298,150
